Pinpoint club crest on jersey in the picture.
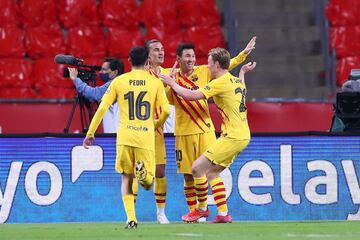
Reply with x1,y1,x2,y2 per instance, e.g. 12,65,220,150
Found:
191,75,198,82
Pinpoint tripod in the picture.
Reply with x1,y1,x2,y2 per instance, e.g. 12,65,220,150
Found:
64,94,95,133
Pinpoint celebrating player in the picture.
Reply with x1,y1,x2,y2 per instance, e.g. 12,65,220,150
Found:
83,46,170,229
162,47,256,223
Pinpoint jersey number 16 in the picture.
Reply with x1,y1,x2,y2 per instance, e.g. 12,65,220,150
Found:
124,91,151,120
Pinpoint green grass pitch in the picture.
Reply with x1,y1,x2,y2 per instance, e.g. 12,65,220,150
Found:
0,221,359,240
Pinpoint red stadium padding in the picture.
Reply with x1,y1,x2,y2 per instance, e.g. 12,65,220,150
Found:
66,27,106,58
336,56,360,86
0,59,33,88
0,26,25,57
140,0,179,28
178,0,221,28
100,0,140,29
326,0,360,27
57,0,99,28
36,86,76,99
0,0,21,27
329,26,360,58
195,57,208,66
33,58,74,88
121,58,132,72
184,25,224,57
19,0,58,27
145,27,184,57
107,28,143,58
0,88,37,99
25,24,66,59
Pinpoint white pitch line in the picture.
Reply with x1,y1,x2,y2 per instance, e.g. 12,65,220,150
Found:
175,233,204,237
287,233,340,238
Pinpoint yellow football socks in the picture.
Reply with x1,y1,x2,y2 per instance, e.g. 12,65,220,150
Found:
154,177,167,209
194,176,208,210
122,194,137,223
184,180,196,211
210,177,228,214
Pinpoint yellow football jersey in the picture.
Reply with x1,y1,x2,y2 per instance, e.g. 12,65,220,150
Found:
148,66,171,136
199,72,250,140
167,51,248,136
88,69,169,151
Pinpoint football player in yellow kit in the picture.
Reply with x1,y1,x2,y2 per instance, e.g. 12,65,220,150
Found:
83,46,170,229
166,37,255,221
162,47,256,223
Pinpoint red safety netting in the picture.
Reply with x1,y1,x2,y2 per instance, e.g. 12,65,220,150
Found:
25,24,66,59
0,0,21,27
184,25,224,57
0,58,34,88
139,0,179,29
66,26,106,58
57,0,100,28
19,0,58,27
107,28,143,58
178,0,221,28
100,0,140,29
0,26,25,57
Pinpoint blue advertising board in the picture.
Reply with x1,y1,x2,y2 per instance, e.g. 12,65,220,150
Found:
0,134,360,223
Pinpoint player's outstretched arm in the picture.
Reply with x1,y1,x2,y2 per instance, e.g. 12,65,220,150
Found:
160,74,205,101
239,62,257,88
83,101,111,148
155,103,170,129
229,36,256,71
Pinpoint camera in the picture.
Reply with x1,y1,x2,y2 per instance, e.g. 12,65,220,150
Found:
334,69,360,132
54,54,101,82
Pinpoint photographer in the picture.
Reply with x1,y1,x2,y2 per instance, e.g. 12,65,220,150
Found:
68,57,124,133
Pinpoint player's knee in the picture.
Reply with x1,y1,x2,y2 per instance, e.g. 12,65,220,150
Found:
155,164,166,178
191,164,202,177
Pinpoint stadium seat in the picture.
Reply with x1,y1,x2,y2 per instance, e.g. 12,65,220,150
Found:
25,24,66,59
0,58,34,88
0,0,21,27
19,0,58,27
57,0,99,28
107,28,143,58
33,58,74,88
100,0,140,29
178,0,221,28
329,26,360,58
184,25,224,57
139,0,179,28
121,58,132,72
66,26,106,58
326,0,360,27
336,56,360,86
0,26,25,57
145,27,184,57
0,87,37,99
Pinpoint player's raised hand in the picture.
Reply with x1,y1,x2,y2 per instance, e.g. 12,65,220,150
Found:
240,62,257,74
169,61,178,78
83,136,95,149
160,74,176,87
243,36,256,55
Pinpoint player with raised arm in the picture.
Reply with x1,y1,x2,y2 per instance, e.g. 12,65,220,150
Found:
161,47,256,223
83,46,170,229
167,38,256,221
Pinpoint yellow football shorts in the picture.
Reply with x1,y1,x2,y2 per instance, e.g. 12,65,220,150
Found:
176,131,216,174
204,137,250,168
155,132,166,165
115,145,155,182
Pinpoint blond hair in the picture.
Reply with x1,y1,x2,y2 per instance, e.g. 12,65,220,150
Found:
208,48,230,69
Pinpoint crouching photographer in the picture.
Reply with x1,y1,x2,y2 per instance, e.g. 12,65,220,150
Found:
68,57,124,133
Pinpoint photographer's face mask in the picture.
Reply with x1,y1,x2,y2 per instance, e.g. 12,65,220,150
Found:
99,72,111,82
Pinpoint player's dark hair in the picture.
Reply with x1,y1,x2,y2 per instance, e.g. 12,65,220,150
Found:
208,48,230,69
144,39,161,52
176,43,195,57
104,57,124,76
129,46,149,67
